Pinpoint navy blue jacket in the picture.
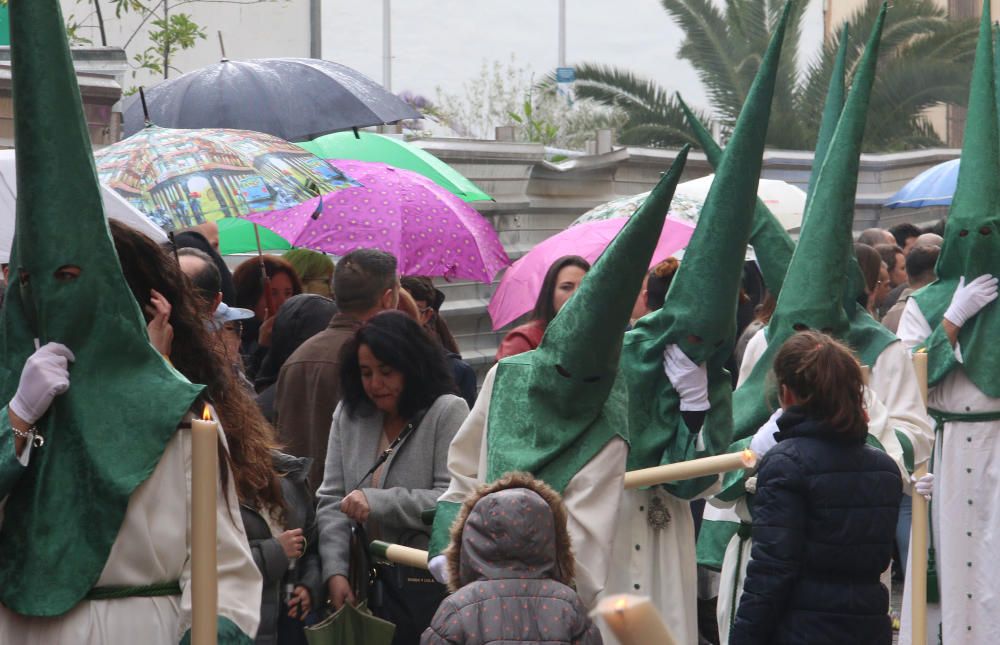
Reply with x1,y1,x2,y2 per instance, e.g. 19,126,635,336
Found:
731,409,902,645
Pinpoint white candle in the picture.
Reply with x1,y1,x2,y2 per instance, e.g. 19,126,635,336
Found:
909,351,929,645
592,594,678,645
623,450,757,489
191,405,219,645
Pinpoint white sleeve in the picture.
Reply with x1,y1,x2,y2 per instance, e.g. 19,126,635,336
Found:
897,295,963,361
561,436,627,608
179,419,262,640
436,365,497,506
870,342,935,469
737,328,768,387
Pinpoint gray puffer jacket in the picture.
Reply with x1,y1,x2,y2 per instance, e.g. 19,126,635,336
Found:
420,472,602,645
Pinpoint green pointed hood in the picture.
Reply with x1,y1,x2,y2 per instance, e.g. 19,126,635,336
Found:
638,1,793,366
483,147,690,494
912,1,1000,394
617,2,792,497
810,23,850,202
0,0,202,616
677,94,795,295
731,3,889,441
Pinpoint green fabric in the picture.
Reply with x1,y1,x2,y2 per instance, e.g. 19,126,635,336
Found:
485,148,690,494
0,412,25,498
676,94,795,295
696,518,741,571
86,581,182,601
912,3,1000,396
180,616,256,645
895,429,915,474
304,600,395,645
297,131,492,202
809,22,850,206
729,5,890,444
428,500,461,559
618,2,792,501
217,218,291,255
927,407,1000,425
0,0,203,617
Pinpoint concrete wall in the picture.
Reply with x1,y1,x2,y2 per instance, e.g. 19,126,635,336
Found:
417,137,958,379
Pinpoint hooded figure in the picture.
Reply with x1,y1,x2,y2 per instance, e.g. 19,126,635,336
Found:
897,2,1000,641
421,472,601,645
596,6,791,644
0,0,261,641
427,147,691,607
692,9,926,642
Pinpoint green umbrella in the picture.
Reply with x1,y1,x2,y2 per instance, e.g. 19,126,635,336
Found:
297,131,493,202
216,217,291,255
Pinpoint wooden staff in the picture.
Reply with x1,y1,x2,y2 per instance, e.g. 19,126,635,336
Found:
375,450,758,570
910,351,929,645
191,405,219,645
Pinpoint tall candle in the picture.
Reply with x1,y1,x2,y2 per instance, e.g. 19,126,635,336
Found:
592,594,678,645
370,540,429,568
623,450,757,489
191,405,219,645
909,351,929,645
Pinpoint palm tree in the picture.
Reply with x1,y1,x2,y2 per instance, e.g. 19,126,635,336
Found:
571,0,976,151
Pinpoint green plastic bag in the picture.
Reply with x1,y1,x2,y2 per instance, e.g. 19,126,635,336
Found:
305,601,395,645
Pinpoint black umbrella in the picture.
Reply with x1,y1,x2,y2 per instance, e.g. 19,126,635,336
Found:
121,58,421,141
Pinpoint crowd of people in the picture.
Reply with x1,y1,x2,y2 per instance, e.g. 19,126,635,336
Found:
5,1,1000,644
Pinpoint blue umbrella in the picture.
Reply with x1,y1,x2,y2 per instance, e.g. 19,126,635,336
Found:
885,158,959,208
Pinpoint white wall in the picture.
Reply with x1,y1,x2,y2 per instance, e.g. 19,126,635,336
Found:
60,0,313,92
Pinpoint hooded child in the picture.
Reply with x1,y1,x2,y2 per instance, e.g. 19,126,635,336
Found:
425,148,692,608
0,0,261,642
897,1,1000,641
596,6,794,644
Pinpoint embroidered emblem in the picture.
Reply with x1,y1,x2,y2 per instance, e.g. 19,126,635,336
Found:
647,494,672,531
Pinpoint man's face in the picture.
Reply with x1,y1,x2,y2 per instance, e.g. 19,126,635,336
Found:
890,252,907,287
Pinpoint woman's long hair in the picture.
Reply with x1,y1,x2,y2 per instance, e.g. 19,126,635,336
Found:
530,255,591,325
340,311,456,420
110,221,286,520
772,330,868,440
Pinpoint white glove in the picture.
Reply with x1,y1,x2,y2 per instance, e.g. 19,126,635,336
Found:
428,554,449,585
749,408,783,458
912,472,934,501
9,343,75,424
944,275,998,328
663,344,709,411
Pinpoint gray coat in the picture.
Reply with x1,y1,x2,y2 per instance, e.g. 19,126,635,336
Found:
317,394,468,582
421,474,602,644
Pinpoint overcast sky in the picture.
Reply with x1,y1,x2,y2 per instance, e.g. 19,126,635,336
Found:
323,0,826,115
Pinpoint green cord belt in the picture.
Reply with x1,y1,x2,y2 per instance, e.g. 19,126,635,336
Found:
928,408,1000,425
86,581,181,600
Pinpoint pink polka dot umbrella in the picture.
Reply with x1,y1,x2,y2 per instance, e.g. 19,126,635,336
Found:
244,159,510,283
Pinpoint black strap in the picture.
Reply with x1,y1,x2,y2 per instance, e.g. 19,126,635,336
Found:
349,407,429,493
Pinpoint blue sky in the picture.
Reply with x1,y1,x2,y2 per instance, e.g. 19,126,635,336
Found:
324,0,825,115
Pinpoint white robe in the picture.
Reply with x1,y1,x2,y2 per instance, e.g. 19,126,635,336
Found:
713,328,925,643
436,364,627,610
896,297,1000,644
0,417,262,644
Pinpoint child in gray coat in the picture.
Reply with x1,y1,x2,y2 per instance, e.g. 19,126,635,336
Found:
420,472,602,645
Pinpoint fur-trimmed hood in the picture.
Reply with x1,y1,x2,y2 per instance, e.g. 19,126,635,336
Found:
445,472,575,593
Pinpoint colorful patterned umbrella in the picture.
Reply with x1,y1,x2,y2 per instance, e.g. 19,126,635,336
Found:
94,126,361,233
246,160,510,283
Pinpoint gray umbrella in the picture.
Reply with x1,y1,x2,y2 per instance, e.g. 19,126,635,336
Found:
121,58,421,142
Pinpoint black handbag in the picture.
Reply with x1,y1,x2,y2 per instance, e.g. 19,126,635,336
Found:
347,408,448,644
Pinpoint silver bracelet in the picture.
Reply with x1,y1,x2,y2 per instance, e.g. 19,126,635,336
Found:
12,425,44,448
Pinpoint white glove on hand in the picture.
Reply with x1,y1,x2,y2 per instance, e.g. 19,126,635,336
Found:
663,344,710,412
749,408,783,458
428,554,449,586
944,275,998,328
912,473,934,501
9,343,75,424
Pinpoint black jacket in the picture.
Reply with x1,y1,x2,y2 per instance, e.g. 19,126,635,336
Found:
240,452,322,645
731,409,902,645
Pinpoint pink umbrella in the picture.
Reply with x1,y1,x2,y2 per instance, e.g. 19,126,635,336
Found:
245,159,510,282
488,216,696,330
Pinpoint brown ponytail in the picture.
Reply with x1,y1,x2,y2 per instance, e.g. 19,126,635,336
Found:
772,331,868,440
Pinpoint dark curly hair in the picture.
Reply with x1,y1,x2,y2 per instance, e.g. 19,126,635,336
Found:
340,311,456,419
